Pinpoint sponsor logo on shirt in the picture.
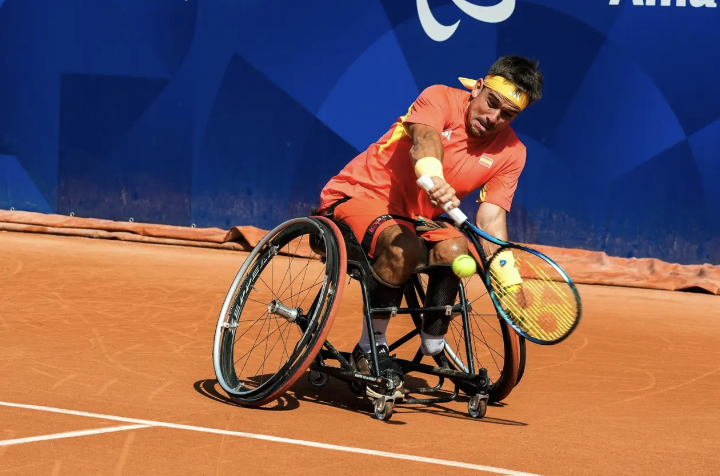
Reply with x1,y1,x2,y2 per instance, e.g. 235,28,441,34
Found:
442,130,453,141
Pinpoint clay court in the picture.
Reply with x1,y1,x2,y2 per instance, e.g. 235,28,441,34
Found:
1,229,718,476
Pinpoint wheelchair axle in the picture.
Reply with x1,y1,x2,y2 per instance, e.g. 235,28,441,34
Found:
267,300,299,322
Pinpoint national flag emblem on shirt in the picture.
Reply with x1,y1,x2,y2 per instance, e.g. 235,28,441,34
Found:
479,155,494,168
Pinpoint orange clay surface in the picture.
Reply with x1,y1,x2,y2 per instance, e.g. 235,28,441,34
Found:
1,230,719,475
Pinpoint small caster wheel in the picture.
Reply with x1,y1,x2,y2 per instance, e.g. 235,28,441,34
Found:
374,398,394,421
468,394,487,419
308,370,329,387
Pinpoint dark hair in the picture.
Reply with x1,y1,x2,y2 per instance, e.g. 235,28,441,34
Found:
487,55,543,105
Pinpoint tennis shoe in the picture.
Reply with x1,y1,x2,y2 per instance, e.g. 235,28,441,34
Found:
350,343,405,400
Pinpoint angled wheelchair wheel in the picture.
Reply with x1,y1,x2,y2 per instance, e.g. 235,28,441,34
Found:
413,273,523,404
212,216,346,407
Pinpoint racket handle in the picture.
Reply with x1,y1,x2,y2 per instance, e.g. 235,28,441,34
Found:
416,175,468,225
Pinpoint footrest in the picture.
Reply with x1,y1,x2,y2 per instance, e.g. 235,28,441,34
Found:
402,395,456,405
400,381,459,405
411,376,444,394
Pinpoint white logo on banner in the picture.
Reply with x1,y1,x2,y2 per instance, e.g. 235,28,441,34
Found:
608,0,716,6
417,0,516,42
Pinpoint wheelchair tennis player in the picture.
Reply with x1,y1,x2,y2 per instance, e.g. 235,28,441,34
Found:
314,55,543,399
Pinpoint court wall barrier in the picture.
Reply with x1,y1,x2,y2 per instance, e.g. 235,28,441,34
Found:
1,210,718,295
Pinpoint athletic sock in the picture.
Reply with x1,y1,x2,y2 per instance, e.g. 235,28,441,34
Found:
358,318,391,354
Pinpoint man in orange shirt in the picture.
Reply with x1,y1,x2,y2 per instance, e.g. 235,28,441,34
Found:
316,55,543,398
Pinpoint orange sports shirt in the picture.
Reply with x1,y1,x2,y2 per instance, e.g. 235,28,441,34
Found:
318,84,526,219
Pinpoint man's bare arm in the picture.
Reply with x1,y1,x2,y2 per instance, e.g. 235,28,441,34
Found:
406,123,444,164
475,201,509,259
406,123,460,209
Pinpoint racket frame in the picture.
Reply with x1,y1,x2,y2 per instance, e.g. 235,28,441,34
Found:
415,174,582,345
459,220,582,345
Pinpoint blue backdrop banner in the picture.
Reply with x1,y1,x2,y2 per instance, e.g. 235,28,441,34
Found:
1,0,718,264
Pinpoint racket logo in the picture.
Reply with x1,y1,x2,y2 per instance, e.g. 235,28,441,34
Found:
499,259,507,267
417,0,516,42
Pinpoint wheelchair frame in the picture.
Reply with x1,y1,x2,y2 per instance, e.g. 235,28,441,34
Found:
306,218,491,420
213,214,522,422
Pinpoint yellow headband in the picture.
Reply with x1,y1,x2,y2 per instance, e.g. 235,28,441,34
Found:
458,75,529,110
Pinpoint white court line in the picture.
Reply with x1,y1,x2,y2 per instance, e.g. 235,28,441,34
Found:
0,401,540,476
0,424,151,447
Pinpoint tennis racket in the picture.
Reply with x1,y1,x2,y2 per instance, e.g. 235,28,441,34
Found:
417,175,582,345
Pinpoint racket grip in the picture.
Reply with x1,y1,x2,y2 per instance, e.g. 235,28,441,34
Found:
416,175,468,225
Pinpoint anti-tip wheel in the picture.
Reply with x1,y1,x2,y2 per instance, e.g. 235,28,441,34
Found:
308,370,329,387
468,394,487,419
374,398,394,421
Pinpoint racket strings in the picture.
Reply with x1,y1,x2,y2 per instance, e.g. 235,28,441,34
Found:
488,250,578,342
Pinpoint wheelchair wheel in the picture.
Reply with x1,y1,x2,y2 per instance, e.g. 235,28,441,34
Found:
212,216,346,407
413,273,523,404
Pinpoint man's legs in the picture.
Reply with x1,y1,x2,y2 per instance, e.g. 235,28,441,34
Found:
365,223,470,357
356,224,422,353
420,235,469,355
332,198,421,397
332,197,422,342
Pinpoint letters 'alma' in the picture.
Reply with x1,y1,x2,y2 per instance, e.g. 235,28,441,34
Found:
609,0,717,6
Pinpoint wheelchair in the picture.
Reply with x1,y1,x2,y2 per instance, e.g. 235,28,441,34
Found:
212,213,527,421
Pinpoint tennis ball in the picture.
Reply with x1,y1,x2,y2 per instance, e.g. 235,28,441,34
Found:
452,254,477,278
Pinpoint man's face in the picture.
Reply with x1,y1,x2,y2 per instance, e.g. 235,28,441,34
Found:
465,80,522,139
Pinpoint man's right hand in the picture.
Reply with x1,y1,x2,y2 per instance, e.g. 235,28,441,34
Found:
427,176,460,210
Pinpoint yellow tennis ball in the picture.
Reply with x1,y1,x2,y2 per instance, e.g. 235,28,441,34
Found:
452,254,477,278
